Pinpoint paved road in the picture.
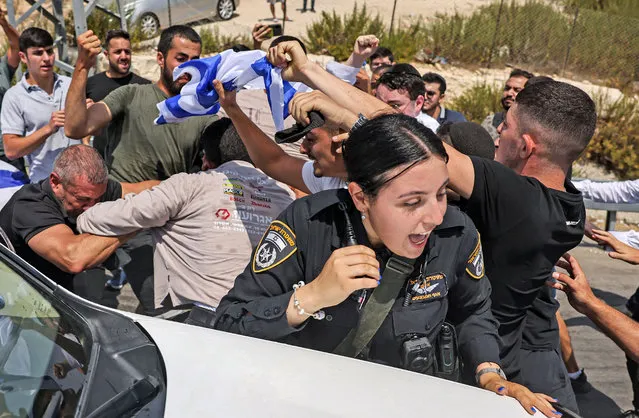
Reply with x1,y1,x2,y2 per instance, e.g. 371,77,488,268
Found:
82,239,636,418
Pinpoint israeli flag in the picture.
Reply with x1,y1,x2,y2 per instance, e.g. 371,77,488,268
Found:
155,49,302,131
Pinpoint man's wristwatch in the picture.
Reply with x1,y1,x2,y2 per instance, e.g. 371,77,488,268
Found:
350,113,368,133
475,366,507,385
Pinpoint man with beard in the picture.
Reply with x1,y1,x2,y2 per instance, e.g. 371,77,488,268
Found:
64,27,218,314
481,69,533,141
86,30,150,102
85,30,150,159
65,26,216,181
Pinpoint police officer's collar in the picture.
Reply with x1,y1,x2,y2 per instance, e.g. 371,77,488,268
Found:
307,188,351,219
434,205,466,231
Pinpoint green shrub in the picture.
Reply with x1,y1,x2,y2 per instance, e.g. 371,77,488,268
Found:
199,27,251,55
303,3,424,62
303,3,384,61
448,83,503,124
581,96,639,179
425,0,639,84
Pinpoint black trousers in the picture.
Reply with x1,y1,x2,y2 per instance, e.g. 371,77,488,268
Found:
303,0,315,10
518,348,580,414
120,230,156,315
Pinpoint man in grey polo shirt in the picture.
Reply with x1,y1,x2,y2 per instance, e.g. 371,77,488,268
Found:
1,27,79,182
0,9,24,173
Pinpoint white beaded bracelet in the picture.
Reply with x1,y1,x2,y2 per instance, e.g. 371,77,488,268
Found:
292,281,325,320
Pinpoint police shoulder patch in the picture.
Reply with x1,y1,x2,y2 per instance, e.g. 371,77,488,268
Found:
252,220,298,273
465,236,485,279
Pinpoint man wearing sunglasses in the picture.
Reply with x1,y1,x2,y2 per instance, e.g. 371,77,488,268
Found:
421,72,467,125
374,71,439,133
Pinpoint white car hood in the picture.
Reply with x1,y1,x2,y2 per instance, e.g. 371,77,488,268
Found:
129,314,540,417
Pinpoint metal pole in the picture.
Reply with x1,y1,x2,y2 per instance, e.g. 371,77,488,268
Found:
167,0,172,27
562,6,579,77
389,0,398,35
114,0,128,31
486,0,505,69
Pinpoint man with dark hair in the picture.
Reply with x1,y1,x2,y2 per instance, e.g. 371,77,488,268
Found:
0,8,25,174
76,118,295,309
85,29,151,160
0,145,157,291
422,72,467,125
64,27,218,313
368,46,395,70
441,80,596,413
1,28,80,182
375,71,439,133
86,30,151,103
482,68,534,140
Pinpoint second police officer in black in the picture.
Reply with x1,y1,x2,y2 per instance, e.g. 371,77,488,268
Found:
215,114,559,417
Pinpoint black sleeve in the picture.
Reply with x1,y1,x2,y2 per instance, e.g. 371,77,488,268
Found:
214,202,309,341
100,180,123,202
447,223,501,372
464,157,538,238
13,198,65,244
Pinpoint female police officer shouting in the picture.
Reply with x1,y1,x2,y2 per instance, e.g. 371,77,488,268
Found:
215,113,560,418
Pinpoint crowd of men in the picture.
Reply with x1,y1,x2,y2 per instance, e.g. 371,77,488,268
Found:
0,8,638,417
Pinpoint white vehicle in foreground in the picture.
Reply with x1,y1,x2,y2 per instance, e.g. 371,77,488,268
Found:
0,244,543,417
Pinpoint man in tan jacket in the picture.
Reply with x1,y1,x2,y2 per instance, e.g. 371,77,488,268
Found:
77,118,295,309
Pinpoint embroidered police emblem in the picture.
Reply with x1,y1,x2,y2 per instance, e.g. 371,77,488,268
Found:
252,221,297,273
466,237,485,279
407,273,448,302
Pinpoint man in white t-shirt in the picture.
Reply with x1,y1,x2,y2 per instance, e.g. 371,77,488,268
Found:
213,80,347,195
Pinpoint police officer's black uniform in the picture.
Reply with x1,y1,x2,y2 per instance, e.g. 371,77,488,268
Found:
215,189,502,376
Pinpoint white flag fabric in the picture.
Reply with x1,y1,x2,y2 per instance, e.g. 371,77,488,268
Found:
154,49,302,131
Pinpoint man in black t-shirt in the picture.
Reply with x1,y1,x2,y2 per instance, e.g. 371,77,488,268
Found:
85,29,151,159
0,145,158,290
444,80,597,413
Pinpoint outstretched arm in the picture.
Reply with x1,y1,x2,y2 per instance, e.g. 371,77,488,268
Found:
549,253,639,363
213,80,309,193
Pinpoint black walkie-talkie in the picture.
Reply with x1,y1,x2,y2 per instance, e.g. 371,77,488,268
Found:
338,202,368,310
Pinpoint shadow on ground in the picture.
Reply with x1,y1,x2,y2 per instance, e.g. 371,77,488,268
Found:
577,386,624,418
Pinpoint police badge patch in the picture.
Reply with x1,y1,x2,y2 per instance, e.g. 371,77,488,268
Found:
407,273,448,303
466,237,485,279
252,221,298,273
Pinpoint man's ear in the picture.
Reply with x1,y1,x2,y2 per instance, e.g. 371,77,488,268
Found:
348,182,370,215
440,92,446,102
49,172,63,194
415,95,425,111
156,51,165,68
520,132,536,160
19,51,27,65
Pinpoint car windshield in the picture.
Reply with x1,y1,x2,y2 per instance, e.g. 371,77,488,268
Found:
0,260,89,417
